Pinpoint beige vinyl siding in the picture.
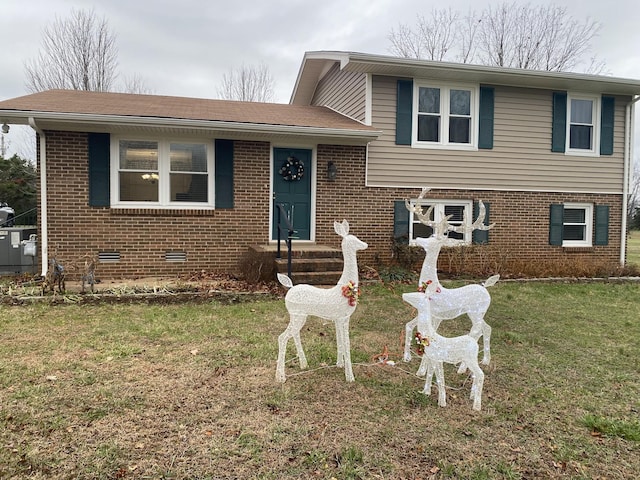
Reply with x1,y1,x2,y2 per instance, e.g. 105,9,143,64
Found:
367,75,628,194
311,63,367,123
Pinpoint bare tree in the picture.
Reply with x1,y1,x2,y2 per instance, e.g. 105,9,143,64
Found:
121,74,154,95
476,3,515,67
628,159,640,227
457,9,481,64
389,9,458,61
25,9,118,92
388,2,604,73
217,63,275,102
388,23,424,59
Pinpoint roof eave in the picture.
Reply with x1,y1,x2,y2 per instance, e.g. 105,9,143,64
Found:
0,110,381,143
290,51,351,105
291,51,640,100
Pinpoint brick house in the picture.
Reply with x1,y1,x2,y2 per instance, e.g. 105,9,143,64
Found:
1,51,639,280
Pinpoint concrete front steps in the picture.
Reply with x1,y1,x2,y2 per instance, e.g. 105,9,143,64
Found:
248,244,343,285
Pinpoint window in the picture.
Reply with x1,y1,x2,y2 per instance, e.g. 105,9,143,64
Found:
567,94,600,155
113,138,213,207
562,203,593,246
550,203,594,247
414,83,477,148
408,200,473,244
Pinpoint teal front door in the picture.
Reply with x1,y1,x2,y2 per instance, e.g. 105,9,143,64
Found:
272,148,312,240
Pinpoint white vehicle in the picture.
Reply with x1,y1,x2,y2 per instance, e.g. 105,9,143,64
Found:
0,203,15,227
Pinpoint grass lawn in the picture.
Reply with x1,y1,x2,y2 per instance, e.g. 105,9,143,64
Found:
627,230,640,267
1,281,639,479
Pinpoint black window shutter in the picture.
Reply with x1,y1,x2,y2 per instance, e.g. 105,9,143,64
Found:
396,79,413,145
215,139,234,209
478,86,495,149
594,204,609,245
549,204,564,245
472,201,490,244
600,96,615,155
393,200,410,244
551,92,567,153
88,133,110,207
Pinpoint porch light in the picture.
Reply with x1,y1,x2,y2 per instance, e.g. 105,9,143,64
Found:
327,161,337,181
1,123,9,134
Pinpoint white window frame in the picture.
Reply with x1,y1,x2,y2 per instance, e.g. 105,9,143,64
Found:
408,199,473,244
566,93,600,156
562,203,593,247
110,136,215,209
412,81,479,150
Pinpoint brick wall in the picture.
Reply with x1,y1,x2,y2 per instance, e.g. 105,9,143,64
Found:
38,132,623,279
315,144,623,274
41,131,272,278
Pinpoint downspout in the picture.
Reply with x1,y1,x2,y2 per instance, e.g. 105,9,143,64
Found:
621,97,640,266
28,117,48,277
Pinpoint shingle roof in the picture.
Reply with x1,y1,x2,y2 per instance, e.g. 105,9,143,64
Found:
0,89,376,133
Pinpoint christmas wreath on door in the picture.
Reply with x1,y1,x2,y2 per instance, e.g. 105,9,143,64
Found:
279,156,304,181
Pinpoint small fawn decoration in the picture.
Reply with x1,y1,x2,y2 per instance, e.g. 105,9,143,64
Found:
416,280,485,411
403,188,499,374
42,257,65,295
276,220,368,383
80,254,98,293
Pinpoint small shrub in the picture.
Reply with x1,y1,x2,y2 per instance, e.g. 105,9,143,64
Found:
390,237,423,270
377,265,417,284
238,249,276,283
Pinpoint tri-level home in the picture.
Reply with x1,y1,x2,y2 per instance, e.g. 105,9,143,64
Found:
0,50,639,280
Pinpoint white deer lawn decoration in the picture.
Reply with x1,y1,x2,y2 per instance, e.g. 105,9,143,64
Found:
276,220,368,383
402,188,499,374
415,280,485,411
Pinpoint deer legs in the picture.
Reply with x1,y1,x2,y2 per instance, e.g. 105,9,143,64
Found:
276,314,354,383
276,314,308,383
403,316,418,362
335,316,354,382
422,358,484,411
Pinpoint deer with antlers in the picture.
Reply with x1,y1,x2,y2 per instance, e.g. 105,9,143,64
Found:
402,188,499,374
276,220,368,383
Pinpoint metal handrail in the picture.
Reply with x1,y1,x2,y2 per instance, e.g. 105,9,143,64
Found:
0,207,37,227
275,203,295,278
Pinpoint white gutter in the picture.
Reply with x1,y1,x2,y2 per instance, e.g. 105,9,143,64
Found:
28,117,47,277
621,96,640,266
342,51,640,95
1,110,381,142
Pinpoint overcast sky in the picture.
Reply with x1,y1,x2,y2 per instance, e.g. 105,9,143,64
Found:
1,0,640,159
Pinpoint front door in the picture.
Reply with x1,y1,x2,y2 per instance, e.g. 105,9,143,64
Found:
272,148,312,240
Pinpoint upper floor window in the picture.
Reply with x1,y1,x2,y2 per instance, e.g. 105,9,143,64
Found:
113,138,213,207
413,83,478,149
567,94,600,154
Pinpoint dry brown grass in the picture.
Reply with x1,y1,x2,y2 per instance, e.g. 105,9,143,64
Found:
1,281,639,479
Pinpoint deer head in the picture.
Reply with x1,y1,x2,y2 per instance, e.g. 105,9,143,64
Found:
334,220,368,252
405,187,494,246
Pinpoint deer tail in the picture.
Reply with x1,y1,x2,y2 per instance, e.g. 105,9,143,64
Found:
277,273,294,289
482,274,500,288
